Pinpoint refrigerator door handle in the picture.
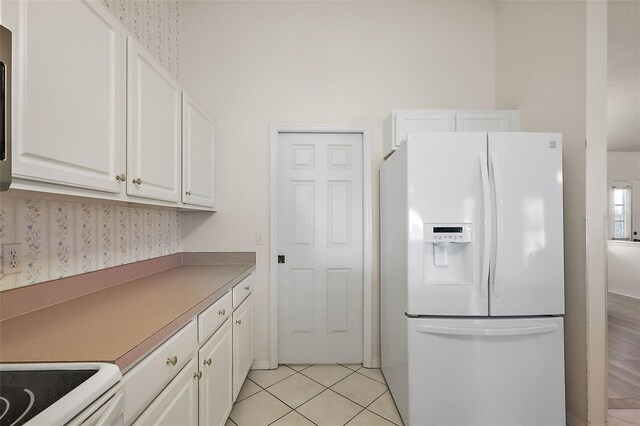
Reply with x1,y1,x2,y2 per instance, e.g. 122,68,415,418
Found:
480,151,491,297
415,324,560,337
490,150,504,297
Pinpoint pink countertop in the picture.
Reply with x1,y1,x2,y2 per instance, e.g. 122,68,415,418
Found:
0,254,255,372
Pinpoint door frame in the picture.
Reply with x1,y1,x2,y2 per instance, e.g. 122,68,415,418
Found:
269,124,373,369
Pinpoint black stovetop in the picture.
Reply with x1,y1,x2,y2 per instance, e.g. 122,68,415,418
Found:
0,369,96,426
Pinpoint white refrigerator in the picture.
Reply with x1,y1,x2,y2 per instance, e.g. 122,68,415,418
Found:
380,132,566,426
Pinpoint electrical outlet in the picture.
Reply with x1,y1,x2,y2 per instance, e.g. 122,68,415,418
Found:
256,232,264,245
2,243,23,274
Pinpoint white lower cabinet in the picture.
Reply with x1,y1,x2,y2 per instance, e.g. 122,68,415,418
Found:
233,294,254,401
133,358,199,426
125,273,254,426
198,319,233,426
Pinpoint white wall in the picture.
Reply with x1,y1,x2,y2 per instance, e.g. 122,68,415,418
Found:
494,2,589,424
608,0,640,152
608,151,640,180
180,0,497,365
608,241,640,299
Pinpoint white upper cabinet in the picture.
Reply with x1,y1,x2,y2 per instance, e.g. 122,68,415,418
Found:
384,110,520,158
182,93,215,208
127,37,181,203
456,111,519,132
4,0,126,193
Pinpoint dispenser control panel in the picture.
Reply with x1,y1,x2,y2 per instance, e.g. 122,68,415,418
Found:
424,224,472,243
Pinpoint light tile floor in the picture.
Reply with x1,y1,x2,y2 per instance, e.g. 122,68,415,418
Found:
227,364,404,426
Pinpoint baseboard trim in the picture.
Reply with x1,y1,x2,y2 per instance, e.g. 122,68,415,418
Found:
566,410,586,426
251,360,271,370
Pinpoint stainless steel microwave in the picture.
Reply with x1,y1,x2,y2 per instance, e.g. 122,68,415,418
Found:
0,24,11,191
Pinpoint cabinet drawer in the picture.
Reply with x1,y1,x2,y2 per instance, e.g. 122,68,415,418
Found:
198,291,232,344
123,321,197,424
232,274,254,309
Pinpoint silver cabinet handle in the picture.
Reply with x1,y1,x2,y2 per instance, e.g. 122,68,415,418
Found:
194,371,202,380
116,173,126,182
166,356,178,366
132,177,142,185
245,286,250,291
204,358,212,366
185,190,192,195
236,319,241,325
219,309,226,316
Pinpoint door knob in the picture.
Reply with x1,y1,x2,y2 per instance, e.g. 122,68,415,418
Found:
194,371,202,380
132,177,142,185
236,319,242,325
218,309,226,316
115,173,126,182
204,358,212,366
185,190,192,195
245,286,250,291
166,356,178,366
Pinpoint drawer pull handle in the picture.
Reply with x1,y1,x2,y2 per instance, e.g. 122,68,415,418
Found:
116,173,126,182
236,319,242,325
204,358,212,366
245,286,250,291
166,356,178,366
219,309,226,316
132,177,142,185
194,371,202,380
185,190,192,196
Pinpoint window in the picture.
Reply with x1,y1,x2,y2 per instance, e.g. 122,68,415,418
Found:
611,183,632,240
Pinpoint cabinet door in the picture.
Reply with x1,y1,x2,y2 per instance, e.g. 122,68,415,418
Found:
127,37,181,203
199,319,232,426
233,294,254,400
182,93,215,208
395,111,455,147
455,111,519,132
134,358,199,426
3,0,126,193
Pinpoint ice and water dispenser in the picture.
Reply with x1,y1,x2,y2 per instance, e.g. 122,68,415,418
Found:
424,224,473,285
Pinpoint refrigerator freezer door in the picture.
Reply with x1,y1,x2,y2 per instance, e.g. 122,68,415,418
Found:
405,133,488,316
488,133,565,316
406,316,566,426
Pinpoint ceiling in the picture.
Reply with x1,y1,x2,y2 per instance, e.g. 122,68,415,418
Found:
608,1,640,152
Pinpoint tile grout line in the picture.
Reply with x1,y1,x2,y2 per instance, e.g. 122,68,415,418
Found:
327,370,389,410
365,391,402,426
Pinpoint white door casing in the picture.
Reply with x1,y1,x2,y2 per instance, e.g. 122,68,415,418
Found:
277,132,364,364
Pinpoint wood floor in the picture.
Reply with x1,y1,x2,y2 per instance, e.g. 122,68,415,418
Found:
608,292,640,410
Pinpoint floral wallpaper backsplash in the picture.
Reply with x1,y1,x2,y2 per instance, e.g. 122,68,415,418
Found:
101,0,181,79
0,197,181,291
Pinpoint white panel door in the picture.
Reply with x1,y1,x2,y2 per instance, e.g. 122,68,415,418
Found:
405,133,489,316
127,37,181,203
407,317,565,426
7,0,125,192
199,319,232,426
182,93,215,208
278,133,363,363
488,132,564,316
455,111,518,132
